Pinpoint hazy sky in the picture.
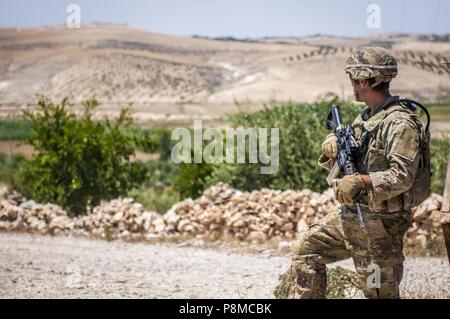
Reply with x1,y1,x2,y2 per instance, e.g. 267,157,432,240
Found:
0,0,448,37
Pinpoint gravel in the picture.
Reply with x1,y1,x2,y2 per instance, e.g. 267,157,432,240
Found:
0,232,449,299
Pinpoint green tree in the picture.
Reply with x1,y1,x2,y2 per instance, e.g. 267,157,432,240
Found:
17,97,148,216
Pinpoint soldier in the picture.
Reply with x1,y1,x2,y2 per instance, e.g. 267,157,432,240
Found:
290,47,430,299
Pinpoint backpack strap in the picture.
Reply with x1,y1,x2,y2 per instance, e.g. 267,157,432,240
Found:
382,98,431,132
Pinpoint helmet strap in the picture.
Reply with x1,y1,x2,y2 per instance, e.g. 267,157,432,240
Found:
370,79,383,88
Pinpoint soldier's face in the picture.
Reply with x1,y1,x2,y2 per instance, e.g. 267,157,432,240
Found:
351,80,362,102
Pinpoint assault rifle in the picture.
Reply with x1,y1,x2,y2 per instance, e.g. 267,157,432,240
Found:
325,105,366,229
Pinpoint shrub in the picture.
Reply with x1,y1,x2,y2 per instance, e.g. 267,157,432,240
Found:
174,161,214,199
140,159,178,189
170,132,215,200
0,119,32,141
147,128,173,161
129,187,179,214
207,99,362,192
0,153,28,190
430,138,450,195
128,159,180,213
126,127,173,161
16,96,149,216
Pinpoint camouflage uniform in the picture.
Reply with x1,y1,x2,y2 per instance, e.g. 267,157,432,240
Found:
291,48,425,299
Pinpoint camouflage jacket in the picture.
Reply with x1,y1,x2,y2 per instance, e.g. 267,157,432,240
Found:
319,96,425,212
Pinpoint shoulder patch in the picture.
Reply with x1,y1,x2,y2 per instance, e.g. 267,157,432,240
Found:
389,122,420,161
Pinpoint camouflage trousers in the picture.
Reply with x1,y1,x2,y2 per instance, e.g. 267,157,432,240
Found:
290,207,413,299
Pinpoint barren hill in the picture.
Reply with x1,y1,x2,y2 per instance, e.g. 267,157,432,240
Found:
0,24,449,123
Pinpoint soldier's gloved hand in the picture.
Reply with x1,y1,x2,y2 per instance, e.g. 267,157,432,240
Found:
335,174,365,205
321,133,338,159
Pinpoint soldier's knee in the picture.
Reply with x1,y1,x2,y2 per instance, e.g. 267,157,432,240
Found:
292,225,320,256
291,255,323,270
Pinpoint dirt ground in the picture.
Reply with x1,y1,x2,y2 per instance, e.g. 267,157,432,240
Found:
0,232,449,299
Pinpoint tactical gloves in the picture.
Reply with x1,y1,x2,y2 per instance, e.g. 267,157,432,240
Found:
335,174,365,205
321,133,338,159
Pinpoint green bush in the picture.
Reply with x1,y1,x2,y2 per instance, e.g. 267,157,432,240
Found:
15,97,149,216
430,138,450,195
128,159,181,213
147,128,173,161
129,187,179,214
0,119,32,141
206,100,362,192
123,127,173,161
174,161,214,199
140,159,178,189
0,153,28,189
170,132,215,199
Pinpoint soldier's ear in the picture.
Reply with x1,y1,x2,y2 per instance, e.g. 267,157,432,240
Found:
359,79,370,88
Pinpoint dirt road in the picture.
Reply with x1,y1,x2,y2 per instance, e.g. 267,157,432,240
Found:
0,232,449,298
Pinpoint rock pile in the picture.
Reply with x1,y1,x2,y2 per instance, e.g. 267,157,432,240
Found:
0,192,164,240
0,192,73,234
164,183,339,242
74,198,165,240
0,183,446,249
408,193,445,248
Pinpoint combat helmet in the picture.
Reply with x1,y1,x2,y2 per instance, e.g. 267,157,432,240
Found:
345,47,398,88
